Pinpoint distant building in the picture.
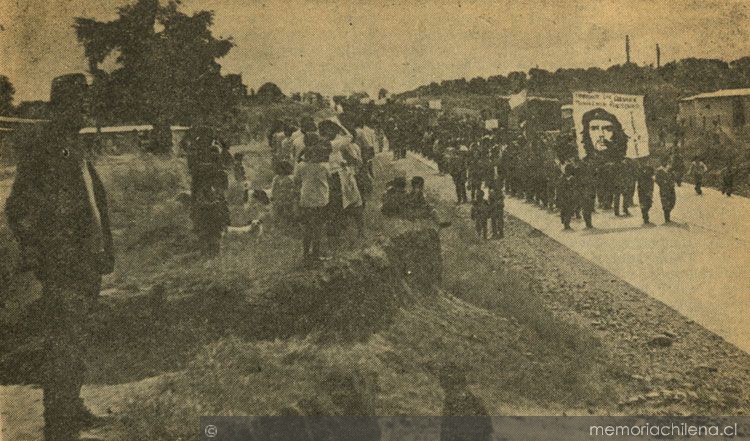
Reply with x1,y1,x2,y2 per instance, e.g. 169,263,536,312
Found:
679,88,750,134
78,124,190,155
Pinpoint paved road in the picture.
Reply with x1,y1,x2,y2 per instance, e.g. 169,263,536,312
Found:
401,152,750,353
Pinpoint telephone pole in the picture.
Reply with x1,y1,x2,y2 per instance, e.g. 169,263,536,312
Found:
626,35,631,64
656,43,661,68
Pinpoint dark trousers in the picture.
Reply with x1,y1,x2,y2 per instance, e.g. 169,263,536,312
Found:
627,181,636,206
722,178,733,197
581,193,595,228
663,208,672,223
40,274,101,441
613,191,631,216
694,175,703,195
327,173,344,237
300,206,326,258
451,174,467,203
491,213,504,237
469,178,482,202
475,218,488,239
198,229,222,256
641,205,651,224
560,206,574,228
660,191,676,223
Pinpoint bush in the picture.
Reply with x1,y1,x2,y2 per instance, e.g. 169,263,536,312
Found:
103,154,190,228
235,101,333,141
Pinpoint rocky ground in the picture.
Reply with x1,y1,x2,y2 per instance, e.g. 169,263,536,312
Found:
500,215,750,414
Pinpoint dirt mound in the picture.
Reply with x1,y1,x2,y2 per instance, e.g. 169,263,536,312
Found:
254,228,442,341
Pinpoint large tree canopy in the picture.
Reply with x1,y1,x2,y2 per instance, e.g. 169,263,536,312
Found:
75,0,237,130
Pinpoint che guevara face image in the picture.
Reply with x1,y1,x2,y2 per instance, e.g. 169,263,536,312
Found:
581,107,628,159
589,119,614,151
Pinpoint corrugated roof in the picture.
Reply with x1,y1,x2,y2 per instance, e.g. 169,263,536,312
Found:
681,88,750,101
79,125,190,134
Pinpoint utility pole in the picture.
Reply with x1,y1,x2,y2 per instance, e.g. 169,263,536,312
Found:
656,43,661,68
626,35,631,64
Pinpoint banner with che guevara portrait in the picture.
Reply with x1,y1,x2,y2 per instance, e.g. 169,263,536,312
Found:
572,91,649,160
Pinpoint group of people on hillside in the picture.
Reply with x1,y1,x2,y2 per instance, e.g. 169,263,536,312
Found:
266,116,377,260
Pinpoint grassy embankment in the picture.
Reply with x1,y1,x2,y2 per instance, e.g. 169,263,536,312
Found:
0,144,624,440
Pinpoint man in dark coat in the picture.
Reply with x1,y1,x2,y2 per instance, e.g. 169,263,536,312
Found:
445,146,468,204
5,86,114,440
636,163,655,224
557,161,578,230
655,158,677,223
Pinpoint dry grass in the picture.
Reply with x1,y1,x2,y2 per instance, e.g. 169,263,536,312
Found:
2,148,623,441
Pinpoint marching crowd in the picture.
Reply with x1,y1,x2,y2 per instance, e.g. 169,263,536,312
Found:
182,100,741,258
374,102,739,236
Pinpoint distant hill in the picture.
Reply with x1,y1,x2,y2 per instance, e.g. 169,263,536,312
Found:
398,57,750,134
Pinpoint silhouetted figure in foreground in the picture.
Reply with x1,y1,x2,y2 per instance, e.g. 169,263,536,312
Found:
439,363,493,441
5,76,114,441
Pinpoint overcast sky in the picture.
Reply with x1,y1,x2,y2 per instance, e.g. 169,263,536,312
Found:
1,0,748,103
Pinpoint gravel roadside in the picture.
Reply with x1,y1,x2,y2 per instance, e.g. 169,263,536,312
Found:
392,153,750,415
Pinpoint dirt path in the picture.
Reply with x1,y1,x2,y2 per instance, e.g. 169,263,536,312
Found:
393,152,750,414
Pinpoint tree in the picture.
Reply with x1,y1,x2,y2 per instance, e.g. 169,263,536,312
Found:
74,0,235,150
0,75,15,115
729,56,750,88
507,71,527,93
378,88,389,99
468,77,488,94
256,82,285,103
